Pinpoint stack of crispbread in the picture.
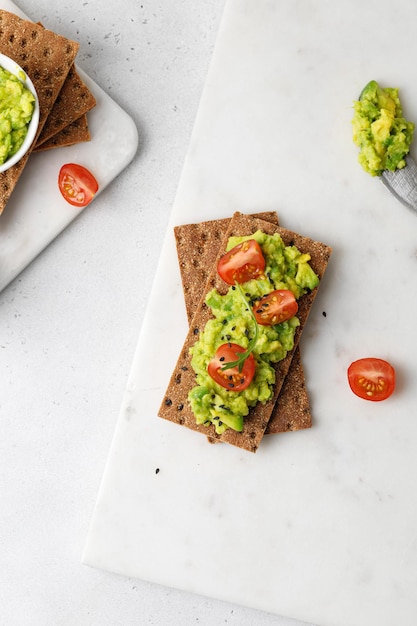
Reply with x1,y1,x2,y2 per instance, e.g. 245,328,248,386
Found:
0,10,96,215
34,113,92,152
159,211,332,453
174,212,313,436
33,61,96,151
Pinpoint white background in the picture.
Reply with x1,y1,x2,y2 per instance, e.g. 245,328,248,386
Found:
0,1,314,625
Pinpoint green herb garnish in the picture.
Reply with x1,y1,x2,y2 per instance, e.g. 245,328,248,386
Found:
220,283,259,373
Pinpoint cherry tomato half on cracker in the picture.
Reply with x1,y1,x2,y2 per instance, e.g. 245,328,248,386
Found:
347,358,396,401
208,343,255,391
252,289,298,325
217,239,265,285
58,163,99,207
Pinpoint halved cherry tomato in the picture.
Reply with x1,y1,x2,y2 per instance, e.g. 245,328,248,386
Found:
217,239,265,285
58,163,99,207
208,343,255,391
347,358,396,402
252,289,298,325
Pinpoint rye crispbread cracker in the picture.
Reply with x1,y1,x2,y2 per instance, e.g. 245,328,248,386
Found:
33,113,91,152
159,212,332,453
0,10,79,215
34,65,96,147
174,212,313,435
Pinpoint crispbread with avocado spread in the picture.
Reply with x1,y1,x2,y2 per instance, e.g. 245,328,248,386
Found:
0,10,79,215
174,212,313,435
158,212,331,452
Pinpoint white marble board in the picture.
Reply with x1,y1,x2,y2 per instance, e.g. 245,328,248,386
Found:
0,0,138,293
83,1,417,625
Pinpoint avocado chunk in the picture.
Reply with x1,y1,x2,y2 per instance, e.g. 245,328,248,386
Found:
352,80,415,176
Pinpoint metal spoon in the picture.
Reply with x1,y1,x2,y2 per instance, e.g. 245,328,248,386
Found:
380,154,417,213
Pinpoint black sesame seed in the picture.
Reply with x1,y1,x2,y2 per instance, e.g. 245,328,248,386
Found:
322,311,327,317
155,468,160,474
177,404,184,411
193,327,199,335
218,421,223,426
165,398,172,406
231,326,236,331
219,356,225,362
226,334,231,340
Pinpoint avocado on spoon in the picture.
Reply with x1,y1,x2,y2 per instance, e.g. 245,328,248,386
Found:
353,80,417,213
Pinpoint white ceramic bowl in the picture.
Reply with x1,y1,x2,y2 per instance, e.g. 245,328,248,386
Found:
0,53,39,173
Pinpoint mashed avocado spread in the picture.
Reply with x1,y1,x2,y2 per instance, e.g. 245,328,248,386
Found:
0,65,35,165
188,230,319,434
352,80,414,176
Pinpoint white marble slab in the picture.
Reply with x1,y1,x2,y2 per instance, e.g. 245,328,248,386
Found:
0,0,138,292
83,1,417,625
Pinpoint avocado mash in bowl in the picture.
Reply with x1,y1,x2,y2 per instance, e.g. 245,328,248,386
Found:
352,80,414,176
0,53,39,173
